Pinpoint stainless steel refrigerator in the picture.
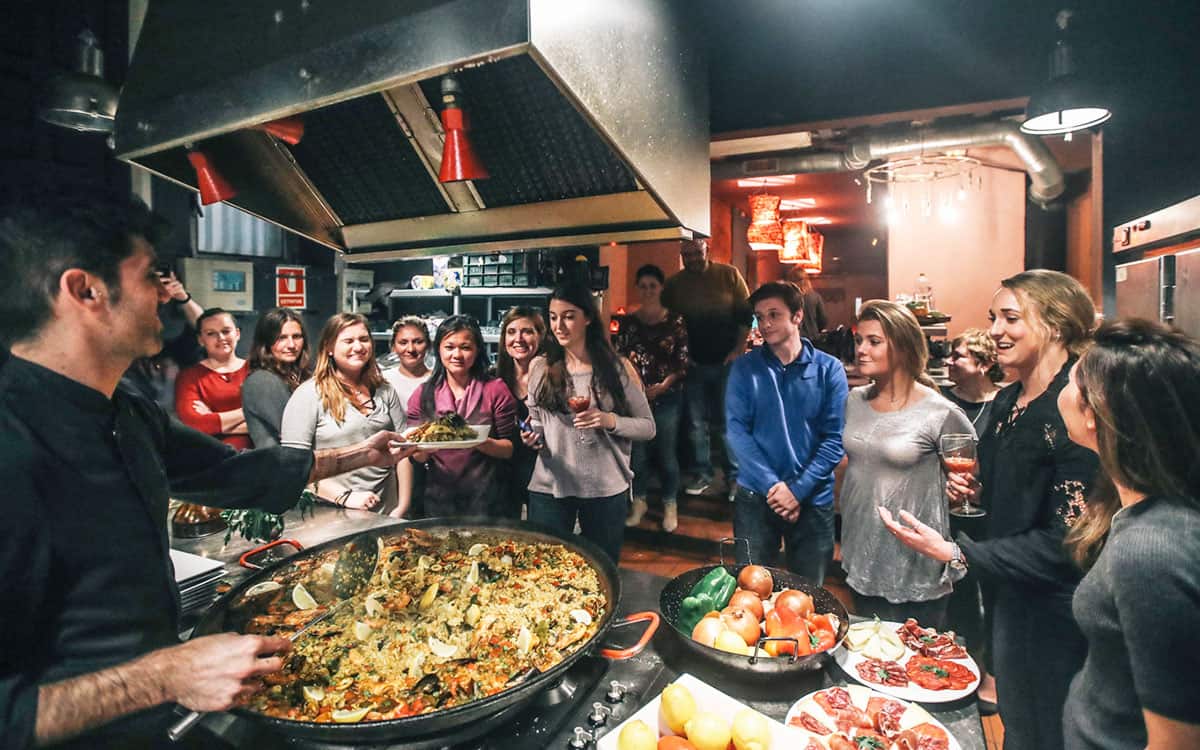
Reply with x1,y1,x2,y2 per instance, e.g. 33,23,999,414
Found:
1113,194,1200,337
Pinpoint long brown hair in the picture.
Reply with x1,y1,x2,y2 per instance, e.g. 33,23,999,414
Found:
1064,319,1200,568
535,284,632,415
494,306,546,396
1001,269,1096,355
856,300,936,389
312,312,384,423
249,308,311,391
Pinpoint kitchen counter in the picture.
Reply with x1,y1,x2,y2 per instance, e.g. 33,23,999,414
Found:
171,506,983,749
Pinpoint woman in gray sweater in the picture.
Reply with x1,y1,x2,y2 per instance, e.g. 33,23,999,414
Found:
242,308,311,448
521,284,655,562
842,301,973,628
1058,319,1200,750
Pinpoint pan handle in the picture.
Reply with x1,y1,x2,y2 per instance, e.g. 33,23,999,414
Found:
718,537,752,567
599,611,660,660
749,636,800,665
239,538,303,570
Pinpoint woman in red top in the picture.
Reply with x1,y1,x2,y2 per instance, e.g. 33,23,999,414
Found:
174,307,251,449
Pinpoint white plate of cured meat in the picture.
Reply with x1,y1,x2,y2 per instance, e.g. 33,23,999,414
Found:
833,619,980,703
785,684,961,750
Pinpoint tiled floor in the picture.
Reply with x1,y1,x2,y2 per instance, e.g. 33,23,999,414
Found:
617,489,1005,749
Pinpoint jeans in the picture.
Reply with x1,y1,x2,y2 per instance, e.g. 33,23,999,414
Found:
851,591,950,631
732,485,835,584
631,389,682,504
528,489,628,564
684,362,737,482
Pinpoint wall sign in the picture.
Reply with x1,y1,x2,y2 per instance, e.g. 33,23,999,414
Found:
276,265,307,308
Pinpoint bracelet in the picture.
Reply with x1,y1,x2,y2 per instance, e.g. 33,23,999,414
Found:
336,489,352,508
174,292,192,305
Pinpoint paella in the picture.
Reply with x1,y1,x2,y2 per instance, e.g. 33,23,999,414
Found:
230,528,607,724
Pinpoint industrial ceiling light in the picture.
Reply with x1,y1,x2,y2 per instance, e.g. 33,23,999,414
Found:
746,194,784,251
1021,9,1111,136
38,29,119,133
438,76,488,182
186,147,237,205
255,116,305,145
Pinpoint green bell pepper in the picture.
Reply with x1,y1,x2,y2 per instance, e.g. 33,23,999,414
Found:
678,592,717,635
677,567,738,634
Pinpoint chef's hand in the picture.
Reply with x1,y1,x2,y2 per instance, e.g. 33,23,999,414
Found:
161,633,291,711
573,408,616,431
945,472,980,508
192,400,212,416
343,490,381,510
766,481,801,522
366,430,417,466
878,507,955,563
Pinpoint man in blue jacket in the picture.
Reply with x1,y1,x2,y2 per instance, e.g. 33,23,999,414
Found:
726,281,848,583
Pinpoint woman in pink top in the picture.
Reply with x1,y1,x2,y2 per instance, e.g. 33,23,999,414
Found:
175,308,250,450
408,315,516,518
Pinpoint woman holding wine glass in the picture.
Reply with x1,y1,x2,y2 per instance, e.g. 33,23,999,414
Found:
879,269,1100,750
522,284,655,562
840,300,974,628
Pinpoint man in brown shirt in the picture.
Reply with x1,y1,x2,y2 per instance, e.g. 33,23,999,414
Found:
661,238,752,499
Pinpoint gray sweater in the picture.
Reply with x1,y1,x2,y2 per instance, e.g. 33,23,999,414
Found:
241,369,292,448
526,357,655,499
841,385,974,602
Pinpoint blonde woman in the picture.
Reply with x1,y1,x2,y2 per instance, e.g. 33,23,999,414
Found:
841,300,974,627
942,328,1004,435
881,269,1100,750
280,313,408,514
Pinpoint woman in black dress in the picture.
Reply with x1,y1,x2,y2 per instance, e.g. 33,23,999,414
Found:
880,269,1099,750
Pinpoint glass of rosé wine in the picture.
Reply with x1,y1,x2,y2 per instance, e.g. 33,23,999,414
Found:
567,385,596,444
942,433,985,518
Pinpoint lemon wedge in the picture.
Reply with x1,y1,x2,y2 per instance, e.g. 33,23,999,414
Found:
428,637,458,658
464,603,481,627
245,580,282,598
354,621,373,640
302,685,325,703
331,707,371,723
419,582,438,611
291,583,318,610
468,543,487,556
569,609,593,625
516,626,533,655
417,555,435,570
465,561,480,585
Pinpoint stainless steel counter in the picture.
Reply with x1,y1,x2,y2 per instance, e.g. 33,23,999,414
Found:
170,508,984,749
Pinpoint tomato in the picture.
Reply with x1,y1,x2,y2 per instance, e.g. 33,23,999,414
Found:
737,565,774,599
720,607,762,647
774,589,815,620
658,737,698,750
764,608,812,656
728,589,764,621
691,615,726,647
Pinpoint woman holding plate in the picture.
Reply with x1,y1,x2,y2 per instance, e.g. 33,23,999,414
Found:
408,315,516,518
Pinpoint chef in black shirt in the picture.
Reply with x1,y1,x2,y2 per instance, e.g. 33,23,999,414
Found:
0,184,415,748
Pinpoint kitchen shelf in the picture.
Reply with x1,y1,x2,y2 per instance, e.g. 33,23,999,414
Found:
388,286,553,298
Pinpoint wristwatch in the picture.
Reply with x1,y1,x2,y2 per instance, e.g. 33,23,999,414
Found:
948,543,968,572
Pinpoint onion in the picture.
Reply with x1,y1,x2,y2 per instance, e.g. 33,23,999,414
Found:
737,565,774,599
729,589,764,621
774,589,815,621
691,615,726,647
720,607,762,647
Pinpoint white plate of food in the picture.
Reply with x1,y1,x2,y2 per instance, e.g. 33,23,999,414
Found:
596,672,805,750
396,418,490,450
833,618,980,703
785,684,961,750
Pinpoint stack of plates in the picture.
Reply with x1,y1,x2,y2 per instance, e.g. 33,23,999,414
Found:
170,549,226,617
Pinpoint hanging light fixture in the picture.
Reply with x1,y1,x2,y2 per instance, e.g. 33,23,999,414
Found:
801,230,824,274
254,115,305,145
747,194,784,251
187,147,237,205
438,76,488,182
1021,9,1111,136
779,220,808,264
38,29,119,134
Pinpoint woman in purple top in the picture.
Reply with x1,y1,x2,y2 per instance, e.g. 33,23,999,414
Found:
408,315,516,518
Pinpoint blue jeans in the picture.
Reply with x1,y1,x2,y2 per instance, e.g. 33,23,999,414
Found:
528,490,628,564
684,362,737,482
631,389,682,504
732,485,835,584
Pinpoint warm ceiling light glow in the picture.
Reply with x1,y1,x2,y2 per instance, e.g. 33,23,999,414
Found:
736,175,797,188
779,197,817,210
1021,10,1111,136
800,216,832,225
746,194,784,251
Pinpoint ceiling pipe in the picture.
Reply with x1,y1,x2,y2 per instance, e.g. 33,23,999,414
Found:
714,120,1066,206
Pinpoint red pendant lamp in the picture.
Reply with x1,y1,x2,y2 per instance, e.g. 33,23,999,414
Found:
438,76,488,182
255,115,305,145
186,147,236,205
779,220,808,264
800,229,824,274
746,194,784,251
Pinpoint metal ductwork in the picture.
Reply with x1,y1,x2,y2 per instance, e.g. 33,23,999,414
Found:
114,0,709,259
713,120,1065,206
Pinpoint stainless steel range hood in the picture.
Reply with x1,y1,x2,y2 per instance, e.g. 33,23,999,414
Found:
115,0,709,259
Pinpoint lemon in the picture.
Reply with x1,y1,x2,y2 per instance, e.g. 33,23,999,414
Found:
464,603,481,627
714,629,752,655
468,543,487,556
569,608,593,625
245,580,282,598
685,714,732,750
516,626,533,655
659,682,696,734
616,719,657,750
291,583,318,610
428,636,458,658
354,621,373,640
419,582,439,611
331,707,371,724
301,685,325,703
731,708,771,750
465,561,480,585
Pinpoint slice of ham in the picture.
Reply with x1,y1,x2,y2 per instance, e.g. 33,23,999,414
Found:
814,687,854,716
866,695,907,735
788,711,834,736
